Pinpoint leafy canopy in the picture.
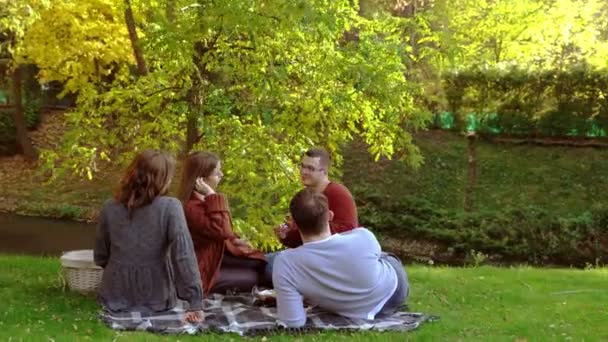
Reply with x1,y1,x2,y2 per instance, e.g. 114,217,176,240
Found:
22,0,428,248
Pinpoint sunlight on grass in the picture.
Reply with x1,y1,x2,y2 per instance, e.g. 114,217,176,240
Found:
1,255,606,341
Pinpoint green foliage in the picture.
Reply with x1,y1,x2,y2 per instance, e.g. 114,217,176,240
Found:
0,93,41,154
344,132,608,265
467,249,488,267
434,0,608,69
442,65,608,136
22,0,429,249
10,0,608,254
358,193,608,266
20,0,133,94
0,0,49,66
346,132,608,216
391,0,608,115
15,201,86,220
0,114,16,154
0,1,48,156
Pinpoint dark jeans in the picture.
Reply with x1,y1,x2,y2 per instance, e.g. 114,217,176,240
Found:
378,253,409,316
210,254,268,294
262,252,279,287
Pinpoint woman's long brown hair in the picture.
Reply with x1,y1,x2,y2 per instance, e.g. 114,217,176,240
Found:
115,150,175,216
177,151,220,204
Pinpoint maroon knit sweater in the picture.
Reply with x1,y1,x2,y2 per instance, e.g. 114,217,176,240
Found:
184,193,266,295
280,182,359,248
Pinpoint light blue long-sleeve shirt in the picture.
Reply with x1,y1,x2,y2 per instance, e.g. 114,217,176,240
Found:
272,228,398,327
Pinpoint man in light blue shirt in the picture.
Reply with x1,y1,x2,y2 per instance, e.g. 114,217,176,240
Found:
273,189,409,327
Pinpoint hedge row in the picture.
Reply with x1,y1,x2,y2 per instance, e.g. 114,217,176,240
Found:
441,64,608,138
359,193,607,266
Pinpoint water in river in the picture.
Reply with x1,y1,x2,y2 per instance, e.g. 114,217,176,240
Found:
0,213,96,256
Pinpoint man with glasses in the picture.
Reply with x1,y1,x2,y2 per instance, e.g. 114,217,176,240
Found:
274,147,359,248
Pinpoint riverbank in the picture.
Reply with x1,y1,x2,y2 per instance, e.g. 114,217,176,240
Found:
0,156,107,222
1,255,606,340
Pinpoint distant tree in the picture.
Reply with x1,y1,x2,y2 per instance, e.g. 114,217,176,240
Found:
0,0,44,161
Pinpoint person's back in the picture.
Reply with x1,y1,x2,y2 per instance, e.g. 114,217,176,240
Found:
273,228,397,324
100,197,176,265
272,189,409,328
94,150,204,323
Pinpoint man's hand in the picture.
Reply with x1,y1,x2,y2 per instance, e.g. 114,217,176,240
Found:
184,310,205,323
233,238,253,249
273,223,290,239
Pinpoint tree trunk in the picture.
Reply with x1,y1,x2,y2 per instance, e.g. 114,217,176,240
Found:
410,0,419,58
184,81,201,155
464,131,477,212
11,67,38,161
185,111,199,154
162,0,199,154
124,0,148,76
183,40,216,155
185,61,203,153
165,1,176,23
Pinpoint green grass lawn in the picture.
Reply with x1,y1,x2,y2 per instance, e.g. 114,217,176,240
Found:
1,256,606,341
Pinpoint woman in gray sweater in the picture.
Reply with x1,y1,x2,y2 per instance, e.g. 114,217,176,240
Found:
94,150,204,323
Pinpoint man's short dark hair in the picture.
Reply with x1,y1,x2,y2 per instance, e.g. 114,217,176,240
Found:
289,189,329,236
304,147,331,170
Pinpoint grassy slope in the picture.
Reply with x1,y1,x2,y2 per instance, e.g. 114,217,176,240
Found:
2,129,608,221
343,131,608,215
1,255,607,341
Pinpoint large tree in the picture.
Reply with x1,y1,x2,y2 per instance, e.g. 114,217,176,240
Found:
22,0,428,248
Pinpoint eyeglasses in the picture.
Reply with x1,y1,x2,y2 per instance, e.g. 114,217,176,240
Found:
299,163,324,172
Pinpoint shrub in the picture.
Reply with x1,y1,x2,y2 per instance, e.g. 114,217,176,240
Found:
358,192,608,266
441,64,608,138
0,96,41,155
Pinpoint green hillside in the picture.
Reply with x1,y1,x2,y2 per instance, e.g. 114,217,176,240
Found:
344,131,608,215
343,131,608,266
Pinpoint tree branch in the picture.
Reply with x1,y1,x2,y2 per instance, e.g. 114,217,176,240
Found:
124,0,148,76
146,86,182,97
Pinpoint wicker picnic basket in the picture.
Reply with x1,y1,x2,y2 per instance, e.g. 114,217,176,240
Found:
60,250,103,294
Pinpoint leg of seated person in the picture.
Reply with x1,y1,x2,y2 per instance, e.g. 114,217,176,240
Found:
262,252,280,288
220,253,266,270
210,254,267,293
377,253,410,316
210,267,261,294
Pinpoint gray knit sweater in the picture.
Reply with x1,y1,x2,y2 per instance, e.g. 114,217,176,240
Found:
94,196,204,312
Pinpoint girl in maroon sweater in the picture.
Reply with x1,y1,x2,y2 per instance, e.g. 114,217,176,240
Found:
178,152,267,295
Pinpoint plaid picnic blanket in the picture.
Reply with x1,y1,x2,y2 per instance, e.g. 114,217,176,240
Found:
100,293,435,336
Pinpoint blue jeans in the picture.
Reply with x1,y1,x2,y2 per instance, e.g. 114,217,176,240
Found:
262,252,280,287
378,253,409,315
